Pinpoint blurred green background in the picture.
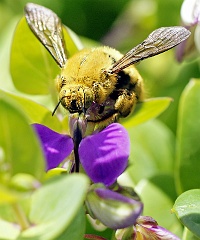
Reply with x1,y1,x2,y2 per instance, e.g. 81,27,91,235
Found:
0,0,199,134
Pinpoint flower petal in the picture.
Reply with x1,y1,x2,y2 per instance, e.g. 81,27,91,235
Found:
136,225,180,240
136,216,180,240
181,0,200,25
79,123,130,186
33,124,73,170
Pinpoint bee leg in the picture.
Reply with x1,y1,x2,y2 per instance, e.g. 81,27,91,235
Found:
92,82,107,103
114,90,137,118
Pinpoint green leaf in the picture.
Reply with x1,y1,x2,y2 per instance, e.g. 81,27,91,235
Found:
149,174,177,202
10,17,59,95
19,174,89,240
63,26,83,56
182,227,200,240
0,218,20,240
175,79,200,193
0,95,45,180
173,189,200,238
57,207,85,240
0,90,62,132
10,17,81,95
123,97,172,128
127,119,175,183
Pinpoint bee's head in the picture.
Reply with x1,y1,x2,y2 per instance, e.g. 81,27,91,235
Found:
59,86,94,113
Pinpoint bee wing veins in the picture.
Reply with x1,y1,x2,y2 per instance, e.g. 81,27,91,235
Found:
25,3,67,68
111,26,191,73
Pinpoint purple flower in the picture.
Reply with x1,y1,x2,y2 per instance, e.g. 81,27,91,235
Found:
116,216,180,240
33,123,130,186
177,0,200,61
134,216,180,240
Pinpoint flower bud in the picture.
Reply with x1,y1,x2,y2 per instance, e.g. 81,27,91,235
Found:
85,185,143,229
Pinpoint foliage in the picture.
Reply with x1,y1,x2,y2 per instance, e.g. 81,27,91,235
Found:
1,0,200,239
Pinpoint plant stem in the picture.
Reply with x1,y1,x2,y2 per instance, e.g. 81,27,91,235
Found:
12,203,30,230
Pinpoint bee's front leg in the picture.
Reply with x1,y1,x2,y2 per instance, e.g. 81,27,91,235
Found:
114,90,137,118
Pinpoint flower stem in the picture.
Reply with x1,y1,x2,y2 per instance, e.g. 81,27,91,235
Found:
12,203,30,230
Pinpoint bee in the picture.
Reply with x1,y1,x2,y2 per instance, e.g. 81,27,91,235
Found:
25,3,190,131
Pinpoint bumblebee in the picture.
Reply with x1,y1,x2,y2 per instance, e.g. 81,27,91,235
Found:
25,3,190,130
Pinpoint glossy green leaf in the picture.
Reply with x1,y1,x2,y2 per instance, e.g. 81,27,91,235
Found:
173,189,200,238
136,179,182,237
127,119,175,183
0,90,62,132
176,80,200,193
123,97,172,128
10,17,81,95
0,218,20,240
0,95,45,180
19,174,89,240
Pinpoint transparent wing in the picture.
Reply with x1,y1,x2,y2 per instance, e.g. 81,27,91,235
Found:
111,26,191,73
25,3,67,68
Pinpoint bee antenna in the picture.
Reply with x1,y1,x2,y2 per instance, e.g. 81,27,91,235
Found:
52,98,63,116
